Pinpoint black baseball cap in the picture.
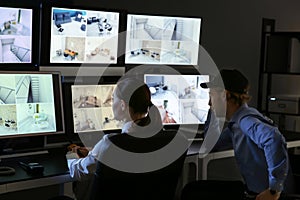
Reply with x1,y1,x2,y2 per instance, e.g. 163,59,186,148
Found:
200,69,249,94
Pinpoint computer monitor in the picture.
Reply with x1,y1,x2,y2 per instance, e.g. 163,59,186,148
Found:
0,71,65,139
0,1,40,70
144,74,210,126
40,2,125,66
125,13,202,66
71,84,123,133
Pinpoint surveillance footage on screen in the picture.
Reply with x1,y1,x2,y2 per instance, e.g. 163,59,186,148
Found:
0,7,33,63
71,84,123,132
50,7,119,64
126,14,201,65
0,74,57,137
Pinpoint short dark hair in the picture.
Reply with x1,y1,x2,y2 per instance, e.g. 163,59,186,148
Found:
227,91,251,105
115,78,152,114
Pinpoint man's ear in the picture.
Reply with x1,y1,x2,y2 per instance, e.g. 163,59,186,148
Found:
223,90,229,101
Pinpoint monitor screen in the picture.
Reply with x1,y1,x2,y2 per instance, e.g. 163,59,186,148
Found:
0,5,37,67
125,14,201,65
144,74,209,125
71,84,123,133
0,71,64,139
44,5,121,65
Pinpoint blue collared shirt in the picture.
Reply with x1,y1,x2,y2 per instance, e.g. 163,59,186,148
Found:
213,104,289,193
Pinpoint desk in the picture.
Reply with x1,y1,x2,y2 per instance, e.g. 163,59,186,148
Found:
194,139,300,180
0,144,201,198
0,148,73,197
1,138,300,198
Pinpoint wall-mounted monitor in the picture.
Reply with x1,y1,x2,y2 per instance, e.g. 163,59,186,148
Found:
144,74,209,126
0,71,65,139
0,0,40,70
125,14,202,66
40,2,126,66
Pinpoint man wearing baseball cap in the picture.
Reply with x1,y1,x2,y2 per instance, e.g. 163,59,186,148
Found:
202,69,294,200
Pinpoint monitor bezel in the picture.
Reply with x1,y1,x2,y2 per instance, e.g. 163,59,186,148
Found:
40,1,127,67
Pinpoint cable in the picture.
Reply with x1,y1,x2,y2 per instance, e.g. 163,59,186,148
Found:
0,166,15,176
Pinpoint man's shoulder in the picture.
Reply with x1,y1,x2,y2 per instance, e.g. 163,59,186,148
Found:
239,107,276,127
240,105,260,115
235,106,260,121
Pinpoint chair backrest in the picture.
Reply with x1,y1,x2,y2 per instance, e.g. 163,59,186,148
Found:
90,130,188,200
181,180,245,200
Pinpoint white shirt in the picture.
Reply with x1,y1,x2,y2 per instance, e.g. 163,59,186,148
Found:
67,121,133,180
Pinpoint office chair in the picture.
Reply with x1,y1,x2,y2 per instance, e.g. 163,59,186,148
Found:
90,130,189,200
181,179,245,200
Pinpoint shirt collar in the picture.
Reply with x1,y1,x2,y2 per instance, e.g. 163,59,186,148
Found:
121,121,133,133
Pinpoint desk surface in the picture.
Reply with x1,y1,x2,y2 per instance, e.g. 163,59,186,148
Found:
0,147,71,194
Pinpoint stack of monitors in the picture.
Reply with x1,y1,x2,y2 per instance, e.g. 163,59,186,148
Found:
69,74,210,133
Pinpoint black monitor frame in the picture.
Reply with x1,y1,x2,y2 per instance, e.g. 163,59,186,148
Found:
124,12,203,70
118,65,209,134
0,70,65,155
0,0,41,71
40,0,127,67
144,73,210,127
